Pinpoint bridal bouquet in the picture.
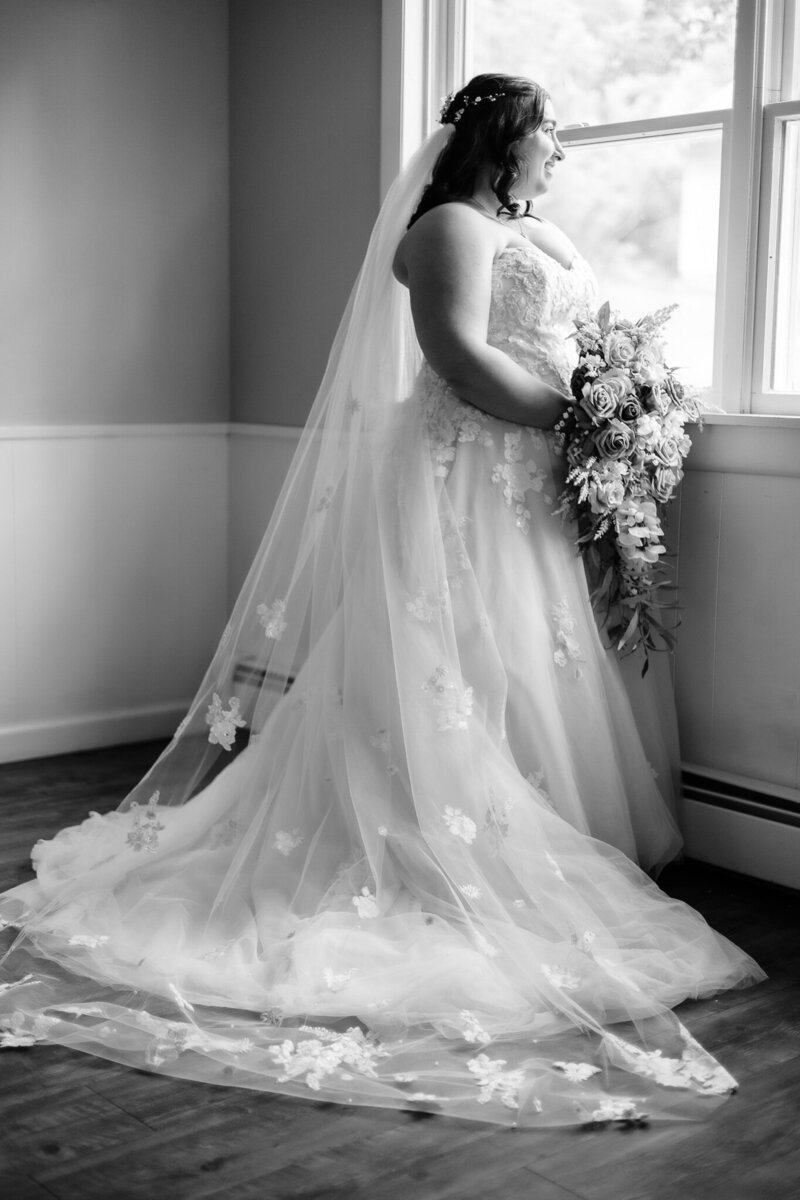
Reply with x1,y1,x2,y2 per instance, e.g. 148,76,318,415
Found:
553,301,703,667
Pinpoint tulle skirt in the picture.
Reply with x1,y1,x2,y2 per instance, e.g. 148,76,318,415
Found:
0,390,764,1127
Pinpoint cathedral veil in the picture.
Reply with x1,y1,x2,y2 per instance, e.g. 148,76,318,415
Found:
0,122,764,1128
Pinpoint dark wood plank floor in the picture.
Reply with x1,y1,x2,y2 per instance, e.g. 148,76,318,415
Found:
1,741,799,1200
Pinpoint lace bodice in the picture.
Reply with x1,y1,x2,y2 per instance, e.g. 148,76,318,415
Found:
418,239,597,407
488,242,597,390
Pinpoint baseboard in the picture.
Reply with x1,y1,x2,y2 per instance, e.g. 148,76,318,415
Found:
0,703,189,765
682,764,800,890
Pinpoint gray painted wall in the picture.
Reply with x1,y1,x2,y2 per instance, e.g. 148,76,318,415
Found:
0,0,229,425
229,0,382,426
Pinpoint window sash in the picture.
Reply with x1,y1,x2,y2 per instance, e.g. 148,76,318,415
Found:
383,0,800,412
751,100,800,411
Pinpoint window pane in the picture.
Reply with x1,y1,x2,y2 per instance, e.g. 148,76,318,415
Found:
772,119,800,391
471,0,737,125
536,130,722,388
784,3,800,98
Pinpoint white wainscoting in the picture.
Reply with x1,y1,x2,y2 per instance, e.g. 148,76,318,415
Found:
227,423,303,596
0,424,229,763
674,417,800,887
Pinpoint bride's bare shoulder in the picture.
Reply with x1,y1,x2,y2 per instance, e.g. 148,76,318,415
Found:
393,202,503,285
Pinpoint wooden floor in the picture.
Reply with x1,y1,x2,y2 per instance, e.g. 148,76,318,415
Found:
1,741,799,1200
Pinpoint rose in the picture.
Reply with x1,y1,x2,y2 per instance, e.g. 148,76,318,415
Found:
651,436,684,469
580,369,630,424
665,373,702,420
664,373,685,402
593,418,635,461
649,386,672,415
603,330,637,369
650,464,681,503
618,395,643,423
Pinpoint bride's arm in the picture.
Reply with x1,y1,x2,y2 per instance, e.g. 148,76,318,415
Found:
397,204,569,428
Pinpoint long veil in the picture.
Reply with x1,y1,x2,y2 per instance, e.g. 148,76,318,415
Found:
0,126,763,1127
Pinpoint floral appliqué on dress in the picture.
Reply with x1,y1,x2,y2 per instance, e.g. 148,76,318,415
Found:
421,389,495,479
483,790,515,856
605,1027,738,1096
442,806,477,844
369,729,400,776
126,792,165,853
206,694,247,751
352,887,379,918
441,513,472,587
257,598,287,640
273,829,303,857
542,964,582,991
467,1054,527,1110
553,1061,601,1083
405,587,449,622
68,933,109,949
551,599,585,679
0,1011,59,1048
461,1010,492,1045
492,430,549,534
577,1098,649,1128
269,1027,387,1091
422,665,474,731
459,883,482,900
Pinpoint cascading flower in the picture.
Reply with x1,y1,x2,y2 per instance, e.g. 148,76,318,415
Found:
554,301,704,667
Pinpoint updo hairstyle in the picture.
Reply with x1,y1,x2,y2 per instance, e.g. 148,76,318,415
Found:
407,73,549,228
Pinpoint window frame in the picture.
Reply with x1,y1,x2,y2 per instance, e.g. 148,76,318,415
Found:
382,0,800,416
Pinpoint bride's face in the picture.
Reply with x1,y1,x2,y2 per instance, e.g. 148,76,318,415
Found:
516,100,564,199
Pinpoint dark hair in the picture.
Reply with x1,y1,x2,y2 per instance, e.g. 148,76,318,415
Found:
407,73,549,228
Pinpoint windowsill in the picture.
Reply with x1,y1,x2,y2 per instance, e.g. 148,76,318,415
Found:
701,412,800,427
686,411,800,475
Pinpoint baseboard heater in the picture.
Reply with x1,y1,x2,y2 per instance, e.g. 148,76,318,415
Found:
682,766,800,830
232,658,295,703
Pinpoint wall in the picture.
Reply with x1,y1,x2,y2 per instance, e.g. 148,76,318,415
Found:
674,418,800,888
0,424,228,761
0,0,230,761
0,0,229,425
229,0,382,427
0,0,383,762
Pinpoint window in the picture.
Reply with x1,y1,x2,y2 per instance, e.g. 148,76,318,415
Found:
385,0,800,414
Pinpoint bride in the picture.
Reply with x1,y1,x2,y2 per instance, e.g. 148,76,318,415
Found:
0,74,764,1127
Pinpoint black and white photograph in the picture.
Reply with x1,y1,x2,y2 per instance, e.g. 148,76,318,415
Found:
1,1,799,1197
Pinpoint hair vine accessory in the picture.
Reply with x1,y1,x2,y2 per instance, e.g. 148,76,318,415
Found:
439,91,509,126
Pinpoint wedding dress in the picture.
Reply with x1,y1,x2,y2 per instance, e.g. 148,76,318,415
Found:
0,129,763,1127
